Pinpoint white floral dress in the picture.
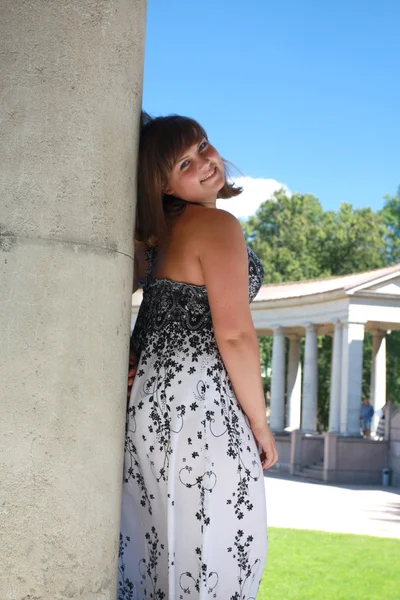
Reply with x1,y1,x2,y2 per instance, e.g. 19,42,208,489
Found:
118,246,267,600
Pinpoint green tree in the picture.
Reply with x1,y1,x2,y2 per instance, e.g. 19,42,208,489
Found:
381,186,400,263
317,204,387,275
242,191,325,283
245,187,400,429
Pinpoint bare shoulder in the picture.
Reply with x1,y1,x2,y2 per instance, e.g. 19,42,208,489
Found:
183,206,245,254
193,207,241,231
191,207,251,338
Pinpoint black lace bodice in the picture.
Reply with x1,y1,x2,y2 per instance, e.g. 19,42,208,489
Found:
131,246,264,358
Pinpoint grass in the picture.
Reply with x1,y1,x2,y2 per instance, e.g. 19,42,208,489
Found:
258,528,400,600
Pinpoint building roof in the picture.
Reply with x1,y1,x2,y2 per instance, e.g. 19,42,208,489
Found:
254,263,400,302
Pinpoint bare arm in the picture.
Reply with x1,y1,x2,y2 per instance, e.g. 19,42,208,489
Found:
199,210,278,469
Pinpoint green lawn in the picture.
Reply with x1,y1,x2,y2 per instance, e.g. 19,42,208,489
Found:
258,528,400,600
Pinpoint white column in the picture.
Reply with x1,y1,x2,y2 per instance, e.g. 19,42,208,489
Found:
286,334,302,429
370,329,386,433
340,322,365,435
270,326,286,431
302,324,318,433
329,322,342,432
0,2,146,597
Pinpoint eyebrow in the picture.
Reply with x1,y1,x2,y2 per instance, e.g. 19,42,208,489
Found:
177,138,206,163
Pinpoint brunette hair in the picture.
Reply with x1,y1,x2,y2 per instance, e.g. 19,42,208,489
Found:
136,112,242,246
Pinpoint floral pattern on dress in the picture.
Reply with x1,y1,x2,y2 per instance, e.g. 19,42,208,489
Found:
118,246,267,599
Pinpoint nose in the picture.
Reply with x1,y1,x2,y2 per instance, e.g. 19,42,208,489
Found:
198,154,211,172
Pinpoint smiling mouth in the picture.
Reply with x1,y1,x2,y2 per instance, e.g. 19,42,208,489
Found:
200,166,217,182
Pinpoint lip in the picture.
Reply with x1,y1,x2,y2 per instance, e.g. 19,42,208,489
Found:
200,166,217,183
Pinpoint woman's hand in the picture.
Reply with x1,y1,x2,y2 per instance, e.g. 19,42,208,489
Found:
250,421,279,471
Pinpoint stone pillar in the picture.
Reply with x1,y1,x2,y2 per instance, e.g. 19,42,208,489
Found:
340,321,365,436
0,2,146,599
286,334,302,430
323,432,337,482
301,324,318,433
270,326,286,431
384,401,392,441
329,322,342,432
289,429,303,476
370,329,386,434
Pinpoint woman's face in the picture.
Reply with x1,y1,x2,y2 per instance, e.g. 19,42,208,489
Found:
165,139,225,205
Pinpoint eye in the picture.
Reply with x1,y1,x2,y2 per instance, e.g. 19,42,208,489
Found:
179,159,189,171
199,140,208,152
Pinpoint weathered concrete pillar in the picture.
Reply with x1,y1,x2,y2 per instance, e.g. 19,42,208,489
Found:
270,326,286,431
0,2,146,599
301,324,318,433
286,334,302,430
340,321,365,436
329,322,342,432
370,329,386,434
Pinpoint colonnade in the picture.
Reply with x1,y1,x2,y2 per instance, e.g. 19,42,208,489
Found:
268,323,387,436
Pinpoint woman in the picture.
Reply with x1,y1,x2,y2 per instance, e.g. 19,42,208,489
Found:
118,113,278,599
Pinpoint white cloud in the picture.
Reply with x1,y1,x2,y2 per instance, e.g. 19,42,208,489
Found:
217,176,288,219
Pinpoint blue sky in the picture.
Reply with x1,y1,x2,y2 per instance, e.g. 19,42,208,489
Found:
143,0,399,217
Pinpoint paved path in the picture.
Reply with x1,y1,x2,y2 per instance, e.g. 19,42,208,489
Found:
264,473,400,539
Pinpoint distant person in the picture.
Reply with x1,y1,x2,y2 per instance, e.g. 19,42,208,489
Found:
360,398,374,438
